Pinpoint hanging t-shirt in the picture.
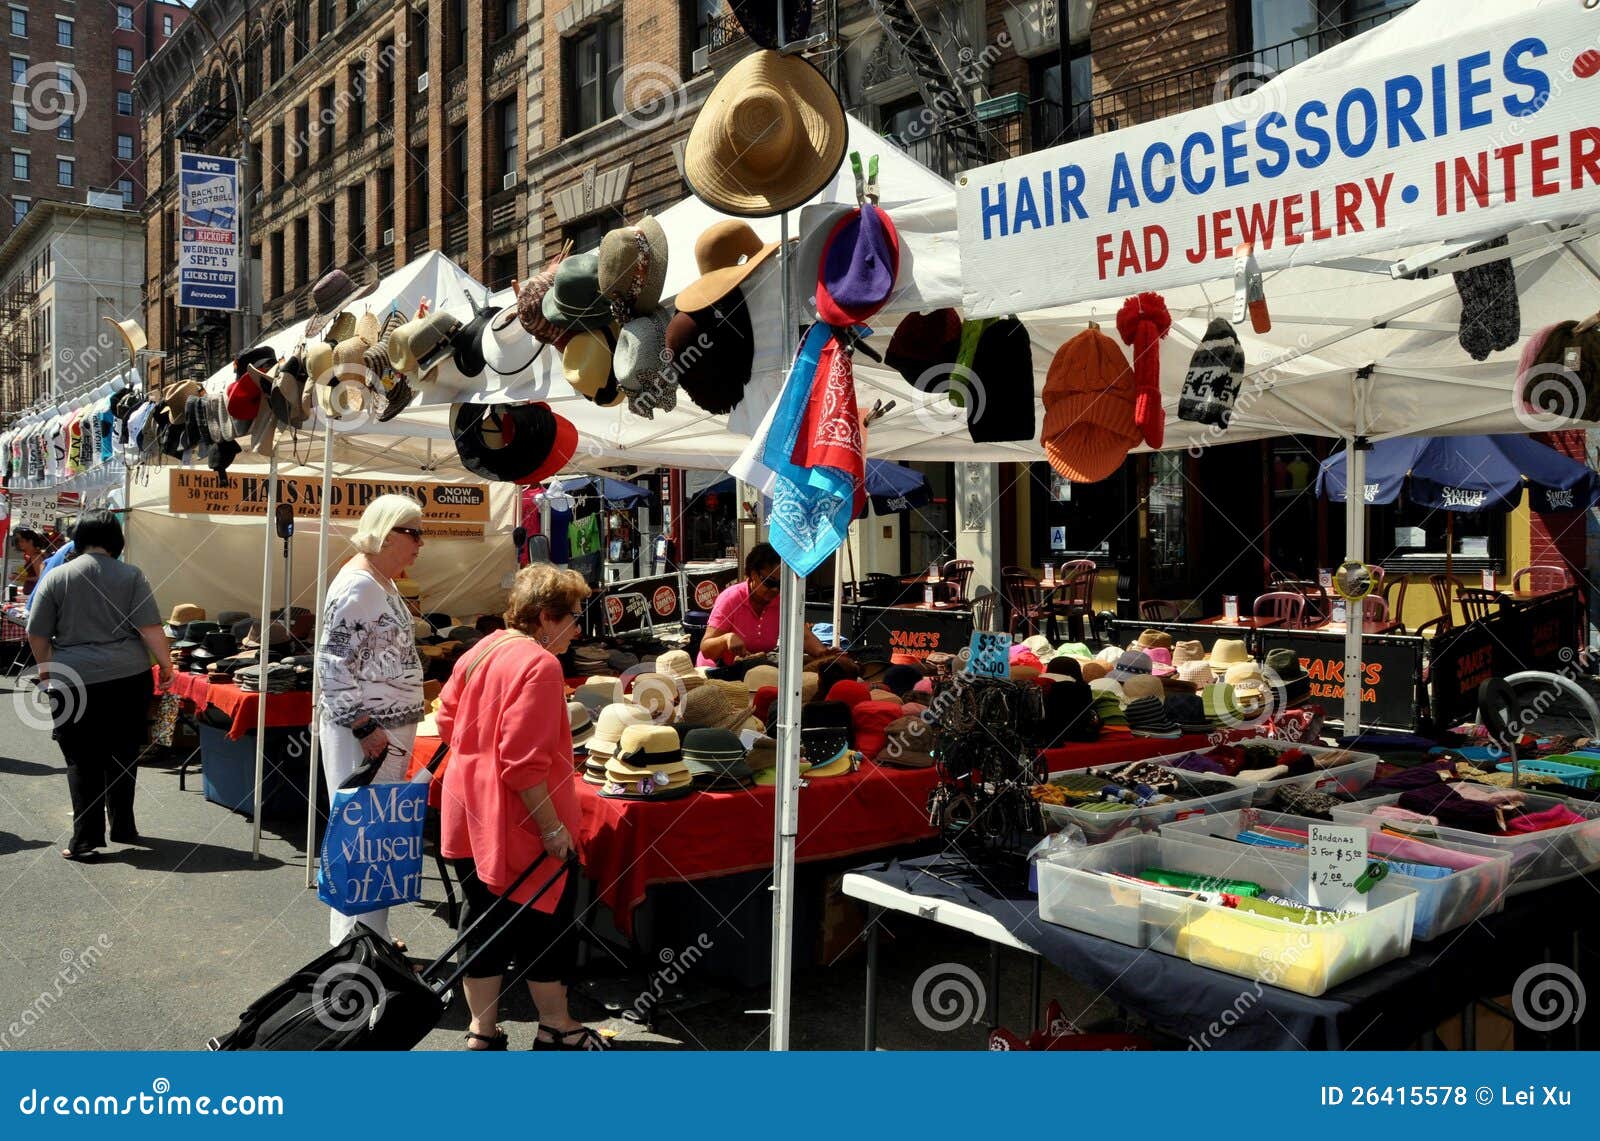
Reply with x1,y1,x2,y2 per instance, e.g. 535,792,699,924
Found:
568,513,601,559
548,505,573,563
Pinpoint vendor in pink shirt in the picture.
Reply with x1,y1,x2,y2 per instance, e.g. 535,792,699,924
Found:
697,543,827,667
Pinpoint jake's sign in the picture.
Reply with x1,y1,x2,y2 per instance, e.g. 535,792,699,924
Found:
959,5,1600,315
167,469,490,538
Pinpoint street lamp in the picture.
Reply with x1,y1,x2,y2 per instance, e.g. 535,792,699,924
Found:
174,3,255,347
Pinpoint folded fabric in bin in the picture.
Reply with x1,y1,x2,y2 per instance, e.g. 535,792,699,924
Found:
1175,910,1341,996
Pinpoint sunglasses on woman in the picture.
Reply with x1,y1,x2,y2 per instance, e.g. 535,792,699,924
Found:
391,527,423,541
756,574,780,590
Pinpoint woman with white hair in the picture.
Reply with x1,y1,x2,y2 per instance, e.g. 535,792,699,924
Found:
316,493,427,948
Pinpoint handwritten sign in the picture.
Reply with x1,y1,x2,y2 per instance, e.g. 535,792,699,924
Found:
1307,824,1370,913
966,631,1010,680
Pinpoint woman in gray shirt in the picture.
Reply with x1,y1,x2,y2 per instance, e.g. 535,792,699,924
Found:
26,510,172,861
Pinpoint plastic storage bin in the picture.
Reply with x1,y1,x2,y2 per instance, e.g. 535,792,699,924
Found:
1330,792,1600,894
1158,808,1511,941
1148,738,1379,806
1038,768,1254,843
1036,834,1416,996
1494,759,1599,790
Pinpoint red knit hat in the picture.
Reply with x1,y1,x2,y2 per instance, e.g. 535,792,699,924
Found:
753,684,779,725
827,679,873,708
1116,292,1171,449
850,700,904,761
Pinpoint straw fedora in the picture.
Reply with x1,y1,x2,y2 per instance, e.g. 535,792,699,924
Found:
305,340,335,384
675,221,779,314
1208,637,1250,675
101,315,147,361
683,49,847,219
562,328,624,407
305,269,378,338
598,216,669,315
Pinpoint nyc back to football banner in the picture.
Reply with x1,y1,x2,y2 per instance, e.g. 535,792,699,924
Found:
178,152,240,311
958,3,1600,316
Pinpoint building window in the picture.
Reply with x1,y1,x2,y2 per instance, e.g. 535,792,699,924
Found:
318,0,334,40
11,55,25,85
116,5,133,31
317,200,334,275
163,14,173,37
293,103,308,171
269,229,284,298
55,17,72,47
448,126,466,209
377,165,394,234
1240,0,1412,72
410,149,428,230
294,0,309,55
8,7,24,38
450,0,467,68
56,156,71,186
116,133,133,160
564,17,622,135
346,183,365,261
497,99,517,183
11,149,27,180
687,0,723,54
498,0,519,39
116,47,133,73
10,103,23,132
269,18,286,83
376,39,394,121
11,195,26,225
55,116,70,140
117,177,133,206
294,215,309,287
317,83,335,159
1030,45,1093,149
348,62,365,133
117,90,133,116
413,6,428,73
564,217,607,254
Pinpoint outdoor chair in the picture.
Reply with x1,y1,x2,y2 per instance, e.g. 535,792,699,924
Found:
1253,591,1307,629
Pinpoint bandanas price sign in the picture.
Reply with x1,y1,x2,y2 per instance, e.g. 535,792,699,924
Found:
177,153,240,311
167,470,490,539
958,5,1600,316
1307,824,1370,913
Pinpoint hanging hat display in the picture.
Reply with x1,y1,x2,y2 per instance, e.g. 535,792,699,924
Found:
814,201,900,326
683,49,847,218
1115,291,1171,449
541,252,614,332
615,311,679,419
666,287,756,415
965,316,1035,444
885,308,961,389
675,221,779,314
481,303,542,377
516,246,573,345
1040,325,1139,484
305,269,378,338
450,401,577,484
449,293,499,378
597,215,669,318
1178,317,1244,428
1451,234,1520,361
562,327,624,407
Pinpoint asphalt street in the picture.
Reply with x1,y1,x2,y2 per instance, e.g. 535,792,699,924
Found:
0,674,1127,1051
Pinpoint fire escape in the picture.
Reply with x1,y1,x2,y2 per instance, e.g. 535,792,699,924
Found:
0,278,38,414
864,0,991,170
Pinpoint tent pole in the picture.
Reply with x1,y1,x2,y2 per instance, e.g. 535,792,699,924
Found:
831,525,846,649
251,453,279,861
1342,437,1365,731
769,208,798,1053
305,433,336,886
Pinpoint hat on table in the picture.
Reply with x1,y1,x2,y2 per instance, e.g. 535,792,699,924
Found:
681,727,754,790
678,679,755,733
1166,692,1212,734
850,700,903,761
602,724,693,799
216,609,250,627
569,701,595,748
800,700,852,767
743,664,780,692
1108,651,1153,683
1224,661,1268,702
1046,657,1083,681
588,702,657,761
1121,674,1165,703
881,664,923,697
1208,638,1249,675
1172,640,1211,687
879,715,937,768
1125,695,1181,739
1091,690,1128,728
826,679,872,708
744,734,778,772
167,602,205,626
574,677,622,717
1009,645,1044,681
627,672,681,721
1146,647,1175,677
653,649,706,690
1131,629,1173,651
1080,660,1109,683
1264,647,1311,706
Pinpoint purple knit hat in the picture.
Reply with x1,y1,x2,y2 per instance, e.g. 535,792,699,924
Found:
815,203,901,326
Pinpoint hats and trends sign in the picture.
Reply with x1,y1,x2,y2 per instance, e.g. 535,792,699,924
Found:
177,152,241,311
166,470,490,538
957,3,1600,315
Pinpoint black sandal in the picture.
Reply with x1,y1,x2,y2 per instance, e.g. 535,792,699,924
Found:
463,1029,509,1051
532,1025,610,1051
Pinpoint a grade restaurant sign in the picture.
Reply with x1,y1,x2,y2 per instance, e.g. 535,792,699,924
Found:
167,470,490,539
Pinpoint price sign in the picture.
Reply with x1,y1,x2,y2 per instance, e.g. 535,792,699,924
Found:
1306,824,1370,913
966,631,1010,680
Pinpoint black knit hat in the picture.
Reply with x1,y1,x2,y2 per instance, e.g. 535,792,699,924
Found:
1178,317,1244,428
1040,678,1098,747
967,316,1035,444
1451,234,1520,362
667,286,755,415
885,309,961,389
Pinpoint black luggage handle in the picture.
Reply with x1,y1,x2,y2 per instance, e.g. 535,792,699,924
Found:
425,851,579,996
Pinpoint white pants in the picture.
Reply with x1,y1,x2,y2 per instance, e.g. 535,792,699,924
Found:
320,720,418,947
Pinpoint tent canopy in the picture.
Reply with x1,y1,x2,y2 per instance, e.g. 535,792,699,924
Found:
1317,435,1600,514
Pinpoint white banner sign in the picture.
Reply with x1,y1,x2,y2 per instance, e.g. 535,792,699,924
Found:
958,3,1600,316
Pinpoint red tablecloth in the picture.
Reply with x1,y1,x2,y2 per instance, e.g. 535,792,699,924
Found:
1039,731,1246,773
159,667,314,739
407,733,938,935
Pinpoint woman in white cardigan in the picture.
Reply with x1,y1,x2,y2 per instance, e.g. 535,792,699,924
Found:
316,494,427,947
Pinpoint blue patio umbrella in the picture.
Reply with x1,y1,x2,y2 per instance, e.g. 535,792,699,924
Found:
547,474,653,507
695,461,930,517
1317,434,1600,579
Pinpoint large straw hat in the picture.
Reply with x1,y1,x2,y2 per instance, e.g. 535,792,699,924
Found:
683,49,847,219
1208,638,1250,675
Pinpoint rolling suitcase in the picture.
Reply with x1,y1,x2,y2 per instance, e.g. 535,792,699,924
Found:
207,845,573,1050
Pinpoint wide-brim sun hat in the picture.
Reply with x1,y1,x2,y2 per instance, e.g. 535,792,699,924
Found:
482,303,544,377
683,49,848,219
451,401,577,484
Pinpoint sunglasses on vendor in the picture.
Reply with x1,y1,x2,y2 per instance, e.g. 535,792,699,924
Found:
752,572,781,591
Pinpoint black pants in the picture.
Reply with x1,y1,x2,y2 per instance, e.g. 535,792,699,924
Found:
451,857,580,984
54,671,153,853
